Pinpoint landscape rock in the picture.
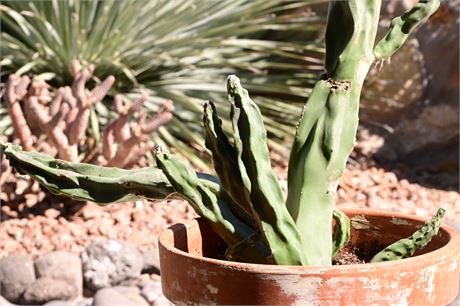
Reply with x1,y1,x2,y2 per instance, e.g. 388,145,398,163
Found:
112,285,141,296
140,280,172,305
92,287,149,306
141,248,160,275
22,277,75,304
81,240,143,290
0,254,35,303
0,295,14,306
43,300,73,306
35,251,83,295
153,294,174,306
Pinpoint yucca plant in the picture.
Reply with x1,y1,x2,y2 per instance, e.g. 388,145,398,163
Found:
1,0,328,168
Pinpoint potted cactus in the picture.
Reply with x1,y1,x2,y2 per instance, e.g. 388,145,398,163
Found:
2,0,459,305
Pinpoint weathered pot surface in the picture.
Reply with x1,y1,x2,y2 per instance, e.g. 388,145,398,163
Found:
159,209,460,305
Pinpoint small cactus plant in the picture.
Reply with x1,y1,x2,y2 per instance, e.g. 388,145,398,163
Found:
1,0,443,266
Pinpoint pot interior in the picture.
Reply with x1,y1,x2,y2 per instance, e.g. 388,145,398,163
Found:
170,210,452,263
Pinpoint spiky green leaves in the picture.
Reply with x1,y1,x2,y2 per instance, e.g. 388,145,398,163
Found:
371,208,446,263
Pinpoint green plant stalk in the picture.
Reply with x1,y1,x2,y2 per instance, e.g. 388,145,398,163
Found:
286,0,382,266
286,0,439,266
156,151,270,263
203,101,251,215
227,75,307,265
371,208,445,263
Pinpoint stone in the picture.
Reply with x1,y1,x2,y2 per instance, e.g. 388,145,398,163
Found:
74,296,93,306
141,248,160,275
141,280,172,305
153,294,174,306
22,278,75,304
43,301,73,306
112,286,140,296
0,295,13,306
81,240,143,290
0,254,35,303
112,286,149,306
93,287,149,306
35,251,83,296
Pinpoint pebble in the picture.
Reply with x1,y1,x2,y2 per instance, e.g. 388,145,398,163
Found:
92,287,149,306
22,277,75,304
81,240,143,290
35,251,83,296
0,254,35,303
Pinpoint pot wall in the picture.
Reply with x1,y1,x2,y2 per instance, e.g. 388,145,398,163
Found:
159,209,460,305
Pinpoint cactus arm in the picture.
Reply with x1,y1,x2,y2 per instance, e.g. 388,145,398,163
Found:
228,75,307,266
373,0,441,60
332,209,351,258
287,0,382,266
202,101,252,215
371,208,446,263
156,151,270,263
1,143,175,203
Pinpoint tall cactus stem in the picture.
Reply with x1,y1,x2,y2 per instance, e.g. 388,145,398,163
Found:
287,0,382,266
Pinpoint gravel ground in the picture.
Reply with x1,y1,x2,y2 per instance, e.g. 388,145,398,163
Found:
1,155,458,258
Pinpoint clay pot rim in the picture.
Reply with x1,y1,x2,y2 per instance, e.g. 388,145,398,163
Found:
159,208,460,274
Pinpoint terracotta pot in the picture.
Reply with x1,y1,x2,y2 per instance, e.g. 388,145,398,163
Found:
159,209,460,305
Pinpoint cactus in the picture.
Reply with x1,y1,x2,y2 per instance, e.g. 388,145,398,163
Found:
0,143,174,203
371,208,446,263
1,0,442,266
3,61,173,167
